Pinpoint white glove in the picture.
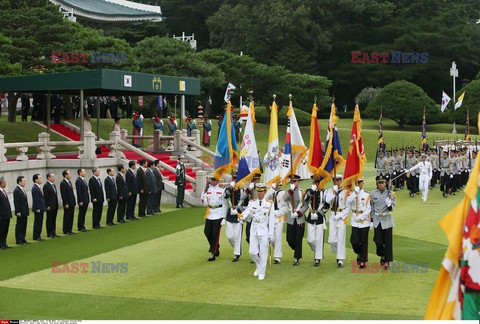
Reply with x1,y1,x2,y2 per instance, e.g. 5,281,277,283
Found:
334,215,342,222
290,184,295,191
354,186,360,193
333,185,338,192
311,212,318,220
272,182,277,189
220,219,226,226
352,216,358,223
230,181,235,188
450,174,454,179
311,184,317,191
248,183,254,190
230,208,238,216
238,217,244,224
385,197,392,207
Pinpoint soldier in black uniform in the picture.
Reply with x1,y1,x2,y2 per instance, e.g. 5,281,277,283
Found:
0,177,12,249
175,155,186,208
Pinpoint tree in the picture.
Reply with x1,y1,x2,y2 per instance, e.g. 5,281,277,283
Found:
453,80,480,126
355,86,382,106
365,80,436,128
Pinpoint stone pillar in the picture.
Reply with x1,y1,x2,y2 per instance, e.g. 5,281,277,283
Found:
120,129,128,142
196,170,207,198
181,129,188,152
153,129,165,153
108,131,126,158
174,130,182,153
37,132,56,160
79,131,96,160
191,129,200,149
0,134,6,163
16,146,28,161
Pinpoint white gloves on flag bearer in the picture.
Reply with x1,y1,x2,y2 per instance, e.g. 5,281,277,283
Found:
385,197,392,207
332,185,339,193
248,183,255,190
311,184,317,191
290,184,295,191
230,181,235,188
221,218,226,226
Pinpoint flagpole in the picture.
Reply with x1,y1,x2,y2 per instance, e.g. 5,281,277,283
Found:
289,94,293,185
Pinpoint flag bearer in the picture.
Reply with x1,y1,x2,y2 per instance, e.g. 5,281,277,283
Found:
284,174,305,266
370,176,396,270
224,172,244,262
265,179,288,264
346,179,371,269
200,175,227,262
239,184,275,280
326,174,351,268
298,175,330,267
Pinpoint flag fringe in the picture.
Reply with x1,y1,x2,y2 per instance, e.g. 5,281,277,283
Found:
235,168,261,190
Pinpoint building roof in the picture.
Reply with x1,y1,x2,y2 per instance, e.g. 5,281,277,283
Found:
50,0,163,22
0,69,200,96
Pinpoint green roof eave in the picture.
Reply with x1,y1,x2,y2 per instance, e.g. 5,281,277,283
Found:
0,69,201,96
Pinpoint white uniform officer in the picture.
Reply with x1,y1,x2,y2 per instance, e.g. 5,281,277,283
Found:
326,174,351,268
200,175,227,261
346,178,371,268
265,180,288,264
408,154,432,202
239,183,275,280
225,171,244,262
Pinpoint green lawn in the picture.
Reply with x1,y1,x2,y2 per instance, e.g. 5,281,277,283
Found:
0,163,459,320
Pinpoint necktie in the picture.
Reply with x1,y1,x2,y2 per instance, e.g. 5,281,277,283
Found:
2,189,6,197
259,200,262,207
97,178,101,187
52,184,57,194
84,178,87,186
112,177,116,189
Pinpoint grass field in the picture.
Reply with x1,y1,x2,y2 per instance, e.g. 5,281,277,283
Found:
0,163,459,320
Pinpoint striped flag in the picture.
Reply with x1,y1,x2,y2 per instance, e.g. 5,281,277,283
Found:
213,101,238,180
318,103,345,188
235,102,260,189
378,110,385,152
455,92,465,110
421,110,428,152
307,103,324,176
280,100,307,185
425,114,480,319
264,101,281,186
343,104,366,190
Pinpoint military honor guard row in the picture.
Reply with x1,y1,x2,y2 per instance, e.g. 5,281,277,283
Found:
201,172,396,280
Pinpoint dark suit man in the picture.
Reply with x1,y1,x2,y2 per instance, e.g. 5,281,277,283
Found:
125,161,139,220
43,172,59,238
21,93,30,122
75,168,89,232
146,161,158,216
31,174,46,241
105,168,118,226
153,160,164,213
136,159,148,217
60,170,76,235
175,155,186,208
14,176,29,245
89,168,104,229
0,177,12,249
116,165,128,223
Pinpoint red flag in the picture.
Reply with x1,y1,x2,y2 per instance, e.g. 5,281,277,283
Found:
343,104,366,190
307,103,324,175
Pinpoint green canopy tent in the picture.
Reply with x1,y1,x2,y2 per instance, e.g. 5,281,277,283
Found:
0,69,201,140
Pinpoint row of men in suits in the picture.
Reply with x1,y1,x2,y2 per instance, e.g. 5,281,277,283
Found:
0,160,164,249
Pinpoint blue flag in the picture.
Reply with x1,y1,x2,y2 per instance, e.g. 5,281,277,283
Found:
213,101,238,180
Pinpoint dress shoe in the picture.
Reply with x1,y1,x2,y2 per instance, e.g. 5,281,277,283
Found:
274,259,281,264
380,257,385,266
254,269,259,276
207,256,216,262
48,235,55,238
34,238,44,241
359,263,366,269
337,261,344,268
79,229,88,232
158,209,162,213
232,255,240,262
118,220,125,224
107,223,114,226
384,262,390,270
250,260,255,264
1,246,9,250
180,204,185,208
16,242,25,245
176,204,181,208
293,259,299,266
70,231,76,234
215,250,220,257
53,234,60,238
23,240,30,244
258,275,265,280
314,259,320,267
